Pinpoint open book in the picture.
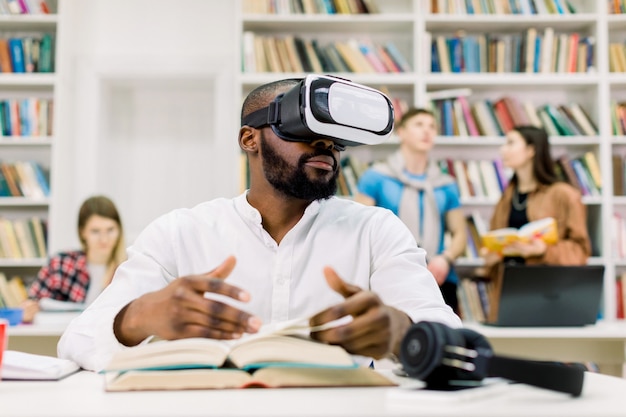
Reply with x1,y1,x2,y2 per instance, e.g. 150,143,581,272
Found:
103,316,395,391
481,217,558,253
2,351,80,380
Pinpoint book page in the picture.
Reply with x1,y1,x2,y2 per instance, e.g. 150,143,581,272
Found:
2,351,80,380
104,338,231,371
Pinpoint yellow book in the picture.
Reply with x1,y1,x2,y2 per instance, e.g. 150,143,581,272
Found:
481,217,558,254
103,317,395,391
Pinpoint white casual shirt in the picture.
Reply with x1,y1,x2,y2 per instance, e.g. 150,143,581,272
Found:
58,193,461,371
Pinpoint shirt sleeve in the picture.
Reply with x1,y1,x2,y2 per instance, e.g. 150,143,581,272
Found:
57,215,177,372
366,209,462,328
440,182,462,212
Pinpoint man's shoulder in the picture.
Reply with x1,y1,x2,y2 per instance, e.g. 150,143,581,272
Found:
322,197,397,219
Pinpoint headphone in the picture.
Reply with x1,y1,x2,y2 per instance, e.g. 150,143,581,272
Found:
399,321,585,397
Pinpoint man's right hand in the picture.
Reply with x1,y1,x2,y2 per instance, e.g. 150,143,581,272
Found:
113,256,262,346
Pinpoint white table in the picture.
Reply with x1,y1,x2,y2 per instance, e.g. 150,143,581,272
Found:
466,321,626,377
1,370,625,417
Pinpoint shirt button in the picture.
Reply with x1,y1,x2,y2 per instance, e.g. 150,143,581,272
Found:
276,278,286,286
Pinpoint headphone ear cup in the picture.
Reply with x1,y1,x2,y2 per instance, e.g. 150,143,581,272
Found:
458,328,492,352
400,321,465,386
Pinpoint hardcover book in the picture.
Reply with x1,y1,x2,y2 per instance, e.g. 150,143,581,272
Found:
103,317,396,391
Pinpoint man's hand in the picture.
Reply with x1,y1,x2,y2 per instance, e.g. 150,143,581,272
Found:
114,256,262,346
309,266,412,359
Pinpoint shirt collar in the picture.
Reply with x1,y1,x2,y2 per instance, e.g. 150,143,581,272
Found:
234,191,324,225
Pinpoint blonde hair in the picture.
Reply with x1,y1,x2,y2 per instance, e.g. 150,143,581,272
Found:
77,195,127,284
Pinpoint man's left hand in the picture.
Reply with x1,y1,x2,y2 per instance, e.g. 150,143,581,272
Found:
309,266,412,359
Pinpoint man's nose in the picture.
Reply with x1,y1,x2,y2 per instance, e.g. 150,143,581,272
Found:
310,138,335,150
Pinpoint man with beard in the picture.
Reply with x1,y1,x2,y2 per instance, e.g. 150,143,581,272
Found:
58,78,461,372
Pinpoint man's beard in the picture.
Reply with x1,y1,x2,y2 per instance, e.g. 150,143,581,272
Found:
260,132,338,201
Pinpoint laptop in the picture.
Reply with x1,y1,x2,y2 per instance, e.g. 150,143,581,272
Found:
487,265,604,327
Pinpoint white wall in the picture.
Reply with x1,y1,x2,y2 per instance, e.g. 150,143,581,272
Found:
50,0,239,251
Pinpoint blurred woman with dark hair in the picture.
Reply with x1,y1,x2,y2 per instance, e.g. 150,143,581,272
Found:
481,126,591,320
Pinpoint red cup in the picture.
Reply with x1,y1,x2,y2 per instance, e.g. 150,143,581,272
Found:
0,319,7,379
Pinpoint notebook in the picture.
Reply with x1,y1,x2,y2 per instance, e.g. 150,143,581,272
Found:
487,265,604,327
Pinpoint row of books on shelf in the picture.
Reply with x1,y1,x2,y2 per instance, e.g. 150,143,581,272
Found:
0,34,54,74
432,0,578,15
0,216,47,259
430,94,598,137
0,161,50,198
0,98,53,137
457,277,493,323
611,0,626,14
429,29,594,74
241,33,410,74
337,151,601,201
243,0,379,14
0,273,27,309
0,0,50,15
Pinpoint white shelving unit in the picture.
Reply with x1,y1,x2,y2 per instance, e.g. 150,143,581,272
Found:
235,0,624,320
0,0,58,284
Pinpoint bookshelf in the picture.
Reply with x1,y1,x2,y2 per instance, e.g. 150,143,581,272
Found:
0,0,57,288
235,0,626,320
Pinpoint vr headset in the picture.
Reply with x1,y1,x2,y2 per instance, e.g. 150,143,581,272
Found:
241,74,394,150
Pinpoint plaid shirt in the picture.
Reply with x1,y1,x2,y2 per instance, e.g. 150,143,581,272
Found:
28,251,90,303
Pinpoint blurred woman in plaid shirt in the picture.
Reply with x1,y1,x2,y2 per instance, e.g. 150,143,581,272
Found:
21,195,126,322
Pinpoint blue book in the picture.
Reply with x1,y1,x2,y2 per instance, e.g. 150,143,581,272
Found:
29,162,50,197
570,159,593,196
430,41,441,72
3,101,12,135
383,42,411,72
19,99,29,137
8,38,25,73
448,37,463,73
553,0,565,14
533,36,541,73
321,0,335,13
465,0,474,14
0,170,11,197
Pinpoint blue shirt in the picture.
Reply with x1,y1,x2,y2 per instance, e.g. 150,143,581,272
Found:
357,169,462,284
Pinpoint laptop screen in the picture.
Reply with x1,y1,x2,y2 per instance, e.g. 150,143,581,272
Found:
490,265,604,327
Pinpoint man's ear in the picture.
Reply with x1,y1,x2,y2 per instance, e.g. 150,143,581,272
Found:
239,126,259,153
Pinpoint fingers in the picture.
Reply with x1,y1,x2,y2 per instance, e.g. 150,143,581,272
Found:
312,305,391,359
184,256,250,302
309,290,378,330
205,255,237,280
171,278,261,335
323,266,361,298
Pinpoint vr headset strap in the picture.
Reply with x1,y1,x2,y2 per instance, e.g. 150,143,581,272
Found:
241,101,281,128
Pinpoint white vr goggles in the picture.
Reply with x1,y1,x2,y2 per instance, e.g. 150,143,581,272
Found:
241,74,394,151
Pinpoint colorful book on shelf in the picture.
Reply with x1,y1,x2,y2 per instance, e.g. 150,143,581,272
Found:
8,38,25,73
481,217,558,254
102,317,395,391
